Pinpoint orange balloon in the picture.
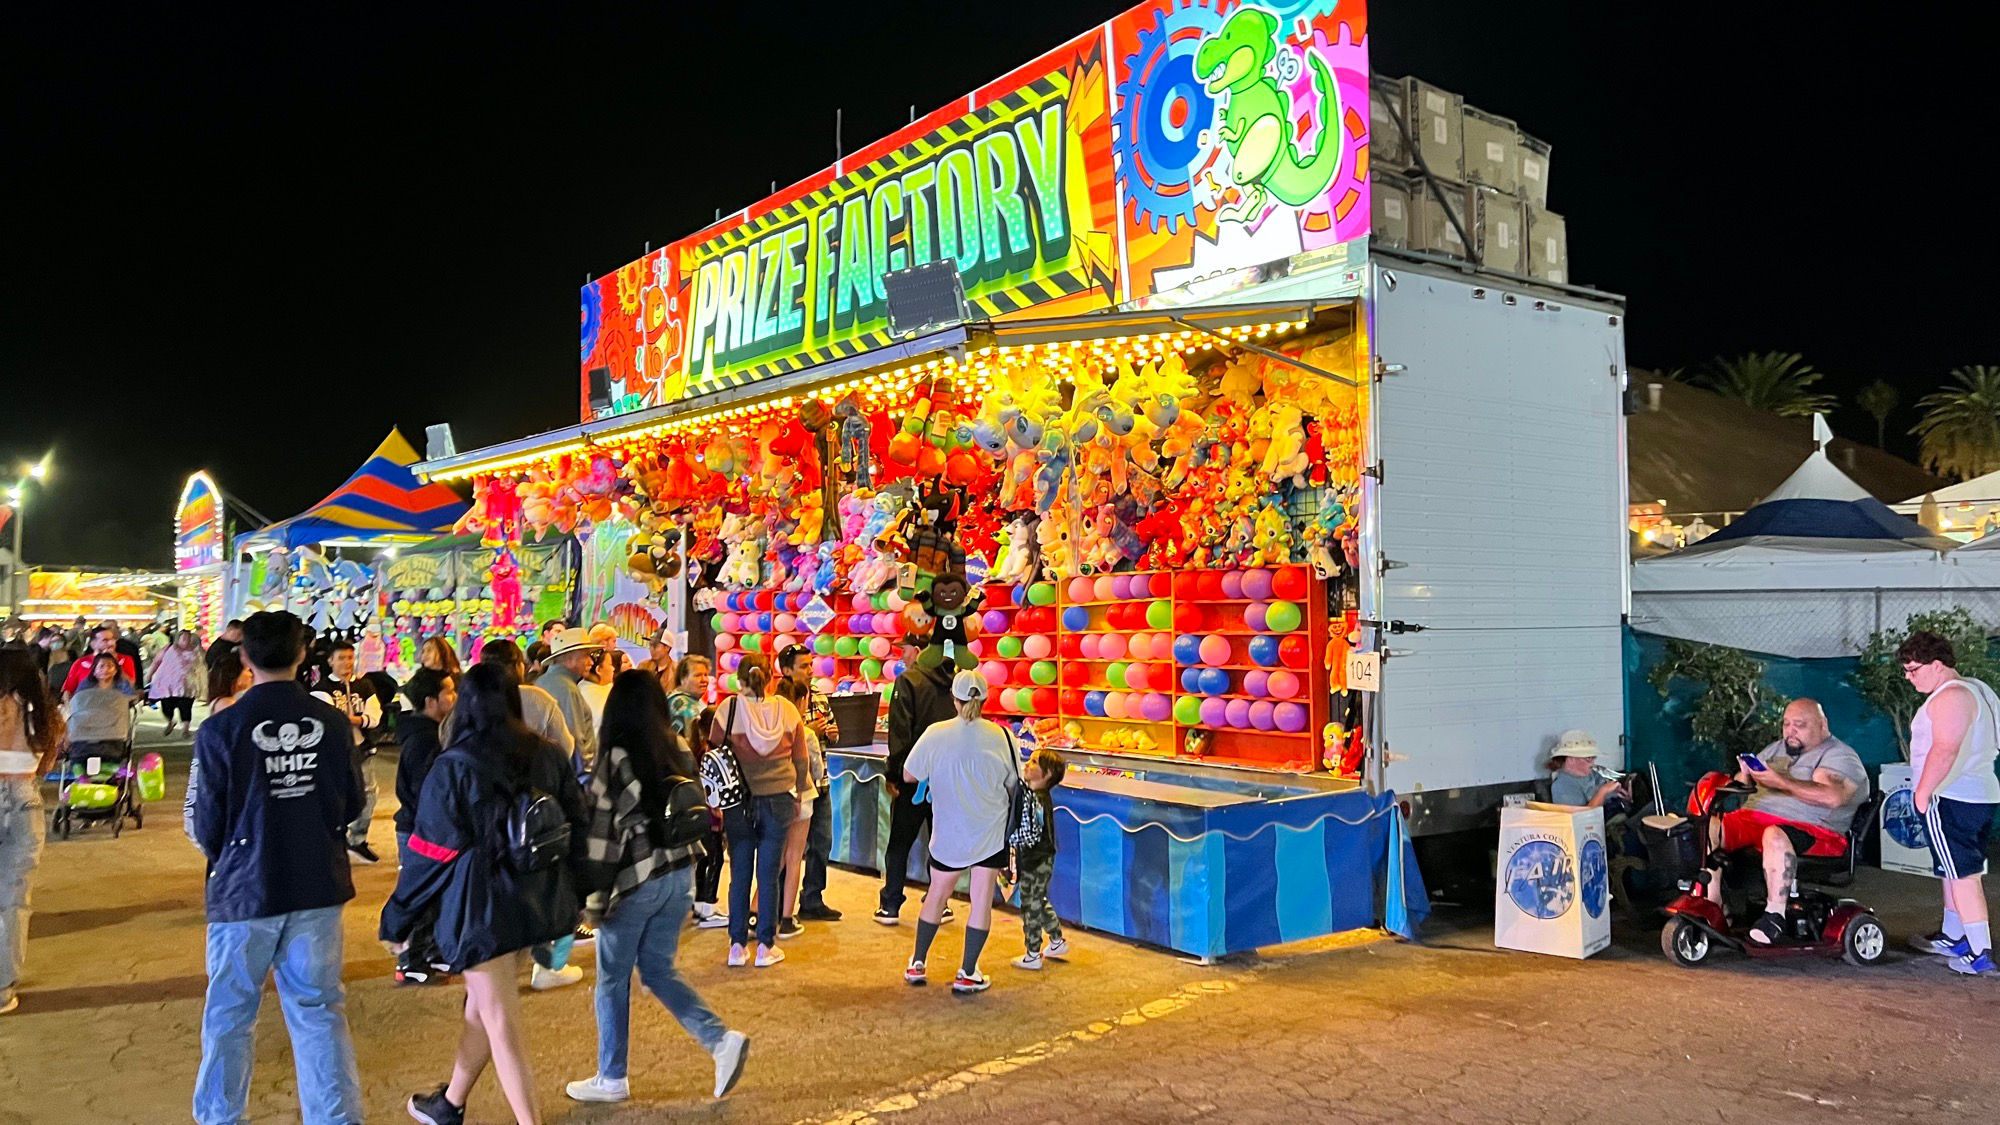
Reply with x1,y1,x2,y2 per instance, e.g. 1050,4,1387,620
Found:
887,431,923,467
916,444,947,477
945,450,980,485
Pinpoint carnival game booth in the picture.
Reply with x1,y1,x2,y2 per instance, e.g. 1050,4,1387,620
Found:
234,431,467,666
172,471,261,638
418,0,1429,957
378,533,579,674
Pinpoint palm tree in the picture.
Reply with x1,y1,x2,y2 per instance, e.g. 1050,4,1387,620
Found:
1912,365,2000,481
1700,352,1836,417
1856,380,1899,447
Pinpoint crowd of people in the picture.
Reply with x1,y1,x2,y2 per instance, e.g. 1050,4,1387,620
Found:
2,602,1078,1123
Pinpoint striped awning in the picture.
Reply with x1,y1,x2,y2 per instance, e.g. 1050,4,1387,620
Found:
238,430,467,550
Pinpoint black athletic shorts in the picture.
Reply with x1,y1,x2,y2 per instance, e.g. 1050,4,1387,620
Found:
1927,797,1998,880
931,845,1009,873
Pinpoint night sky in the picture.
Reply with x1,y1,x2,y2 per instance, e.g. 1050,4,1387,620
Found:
4,2,1988,569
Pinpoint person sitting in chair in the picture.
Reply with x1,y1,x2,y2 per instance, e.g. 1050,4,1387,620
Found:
1702,698,1868,944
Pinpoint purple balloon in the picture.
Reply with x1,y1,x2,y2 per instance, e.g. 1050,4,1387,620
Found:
1244,602,1269,632
1141,692,1174,722
1243,670,1271,698
982,609,1009,635
1199,697,1230,728
1221,571,1246,599
1111,575,1133,600
1241,568,1274,601
1248,700,1277,730
853,613,873,634
1274,702,1309,732
1225,698,1253,728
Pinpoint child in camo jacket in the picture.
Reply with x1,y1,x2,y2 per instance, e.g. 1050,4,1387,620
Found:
1007,748,1070,970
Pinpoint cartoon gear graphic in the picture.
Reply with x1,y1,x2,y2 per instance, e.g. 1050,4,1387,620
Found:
580,281,604,362
1114,0,1224,234
1260,0,1342,36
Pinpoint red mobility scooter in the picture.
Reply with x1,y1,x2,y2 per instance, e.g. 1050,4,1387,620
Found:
1653,773,1888,969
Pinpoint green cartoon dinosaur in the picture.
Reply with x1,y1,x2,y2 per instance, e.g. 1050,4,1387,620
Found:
1195,7,1341,226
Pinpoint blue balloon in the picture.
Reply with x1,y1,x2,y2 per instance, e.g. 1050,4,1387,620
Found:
758,612,774,631
1198,667,1232,696
1248,635,1282,668
1084,690,1108,717
888,660,906,678
1173,633,1202,664
1180,666,1204,693
1062,606,1091,632
836,679,855,693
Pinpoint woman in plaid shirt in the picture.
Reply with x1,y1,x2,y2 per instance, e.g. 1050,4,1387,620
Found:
565,672,749,1107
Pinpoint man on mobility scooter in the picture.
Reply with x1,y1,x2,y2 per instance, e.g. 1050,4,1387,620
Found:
1696,699,1869,945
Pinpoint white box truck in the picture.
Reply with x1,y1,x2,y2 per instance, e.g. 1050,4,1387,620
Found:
1361,248,1630,838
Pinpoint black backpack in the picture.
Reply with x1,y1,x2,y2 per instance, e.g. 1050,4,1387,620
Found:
659,774,714,849
453,749,571,873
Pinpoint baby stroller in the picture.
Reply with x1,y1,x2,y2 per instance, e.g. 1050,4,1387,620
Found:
51,703,159,839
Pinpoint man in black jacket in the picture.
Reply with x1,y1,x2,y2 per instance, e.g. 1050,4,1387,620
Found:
875,660,960,924
188,611,364,1125
391,670,455,985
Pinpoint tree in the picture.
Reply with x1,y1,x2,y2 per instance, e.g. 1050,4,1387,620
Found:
1648,639,1785,768
1912,365,2000,481
1700,352,1836,417
1856,380,1899,448
1851,607,1999,757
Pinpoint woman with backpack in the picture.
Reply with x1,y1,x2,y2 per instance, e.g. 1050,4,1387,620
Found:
382,662,588,1125
565,671,749,1106
706,653,806,968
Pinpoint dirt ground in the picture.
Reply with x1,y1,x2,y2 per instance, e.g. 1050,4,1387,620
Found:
3,713,1997,1124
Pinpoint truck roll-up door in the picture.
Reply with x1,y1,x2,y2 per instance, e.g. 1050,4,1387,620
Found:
1367,262,1628,829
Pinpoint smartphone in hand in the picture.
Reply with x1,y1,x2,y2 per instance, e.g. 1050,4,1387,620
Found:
1737,753,1768,773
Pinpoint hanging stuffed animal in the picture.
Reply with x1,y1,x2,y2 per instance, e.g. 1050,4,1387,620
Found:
913,572,983,671
488,547,522,632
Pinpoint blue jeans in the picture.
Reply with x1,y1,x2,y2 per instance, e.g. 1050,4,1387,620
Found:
725,793,796,947
193,905,362,1125
593,865,727,1079
799,790,833,911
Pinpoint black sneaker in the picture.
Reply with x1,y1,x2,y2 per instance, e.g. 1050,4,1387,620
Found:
407,1085,464,1125
873,908,900,926
776,916,805,940
572,923,597,946
348,841,381,866
798,903,844,922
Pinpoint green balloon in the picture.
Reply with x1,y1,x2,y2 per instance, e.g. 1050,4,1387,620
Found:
1030,660,1057,686
711,612,729,633
722,673,739,692
1028,582,1057,606
880,682,893,703
996,635,1024,659
1174,695,1204,725
1014,687,1035,712
834,636,860,658
1107,661,1129,689
813,635,835,655
1146,600,1172,630
860,658,884,680
742,633,763,652
1265,599,1302,632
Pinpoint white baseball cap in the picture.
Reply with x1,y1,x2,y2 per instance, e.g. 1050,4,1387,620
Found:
951,669,989,702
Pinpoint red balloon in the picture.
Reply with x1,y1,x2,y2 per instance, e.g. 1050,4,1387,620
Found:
1173,603,1205,632
1060,688,1087,714
1030,687,1058,715
1279,634,1310,669
1195,571,1226,600
1059,634,1085,660
1148,573,1174,598
1020,606,1056,633
1014,660,1038,685
1272,566,1309,602
986,585,1014,608
1060,663,1089,687
755,590,776,610
1116,603,1144,630
1172,571,1201,600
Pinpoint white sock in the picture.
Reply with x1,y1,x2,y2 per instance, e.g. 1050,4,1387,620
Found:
1944,906,1965,939
1967,921,1992,957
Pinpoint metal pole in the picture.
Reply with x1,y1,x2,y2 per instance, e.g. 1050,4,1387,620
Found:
8,491,22,616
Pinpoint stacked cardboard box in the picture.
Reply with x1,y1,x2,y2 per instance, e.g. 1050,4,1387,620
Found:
1370,74,1567,284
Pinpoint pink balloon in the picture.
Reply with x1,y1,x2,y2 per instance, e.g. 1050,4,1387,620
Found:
1068,577,1095,603
774,613,798,633
1104,691,1129,719
721,652,743,671
1095,575,1118,602
1125,663,1150,691
1024,634,1054,659
1080,634,1104,660
850,595,872,612
868,636,892,658
878,615,900,636
1098,633,1128,661
719,613,741,632
1199,635,1232,666
1267,670,1301,699
992,689,1016,712
1127,632,1153,662
773,634,799,654
714,633,737,652
885,592,907,611
981,660,1008,686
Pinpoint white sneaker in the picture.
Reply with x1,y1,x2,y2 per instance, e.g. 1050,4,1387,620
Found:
711,1030,749,1098
564,1074,630,1103
531,964,584,990
726,944,750,967
1010,951,1044,971
1044,937,1070,960
754,944,786,967
695,909,730,930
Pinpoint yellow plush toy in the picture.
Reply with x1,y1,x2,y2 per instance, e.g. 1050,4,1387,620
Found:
1260,402,1309,484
